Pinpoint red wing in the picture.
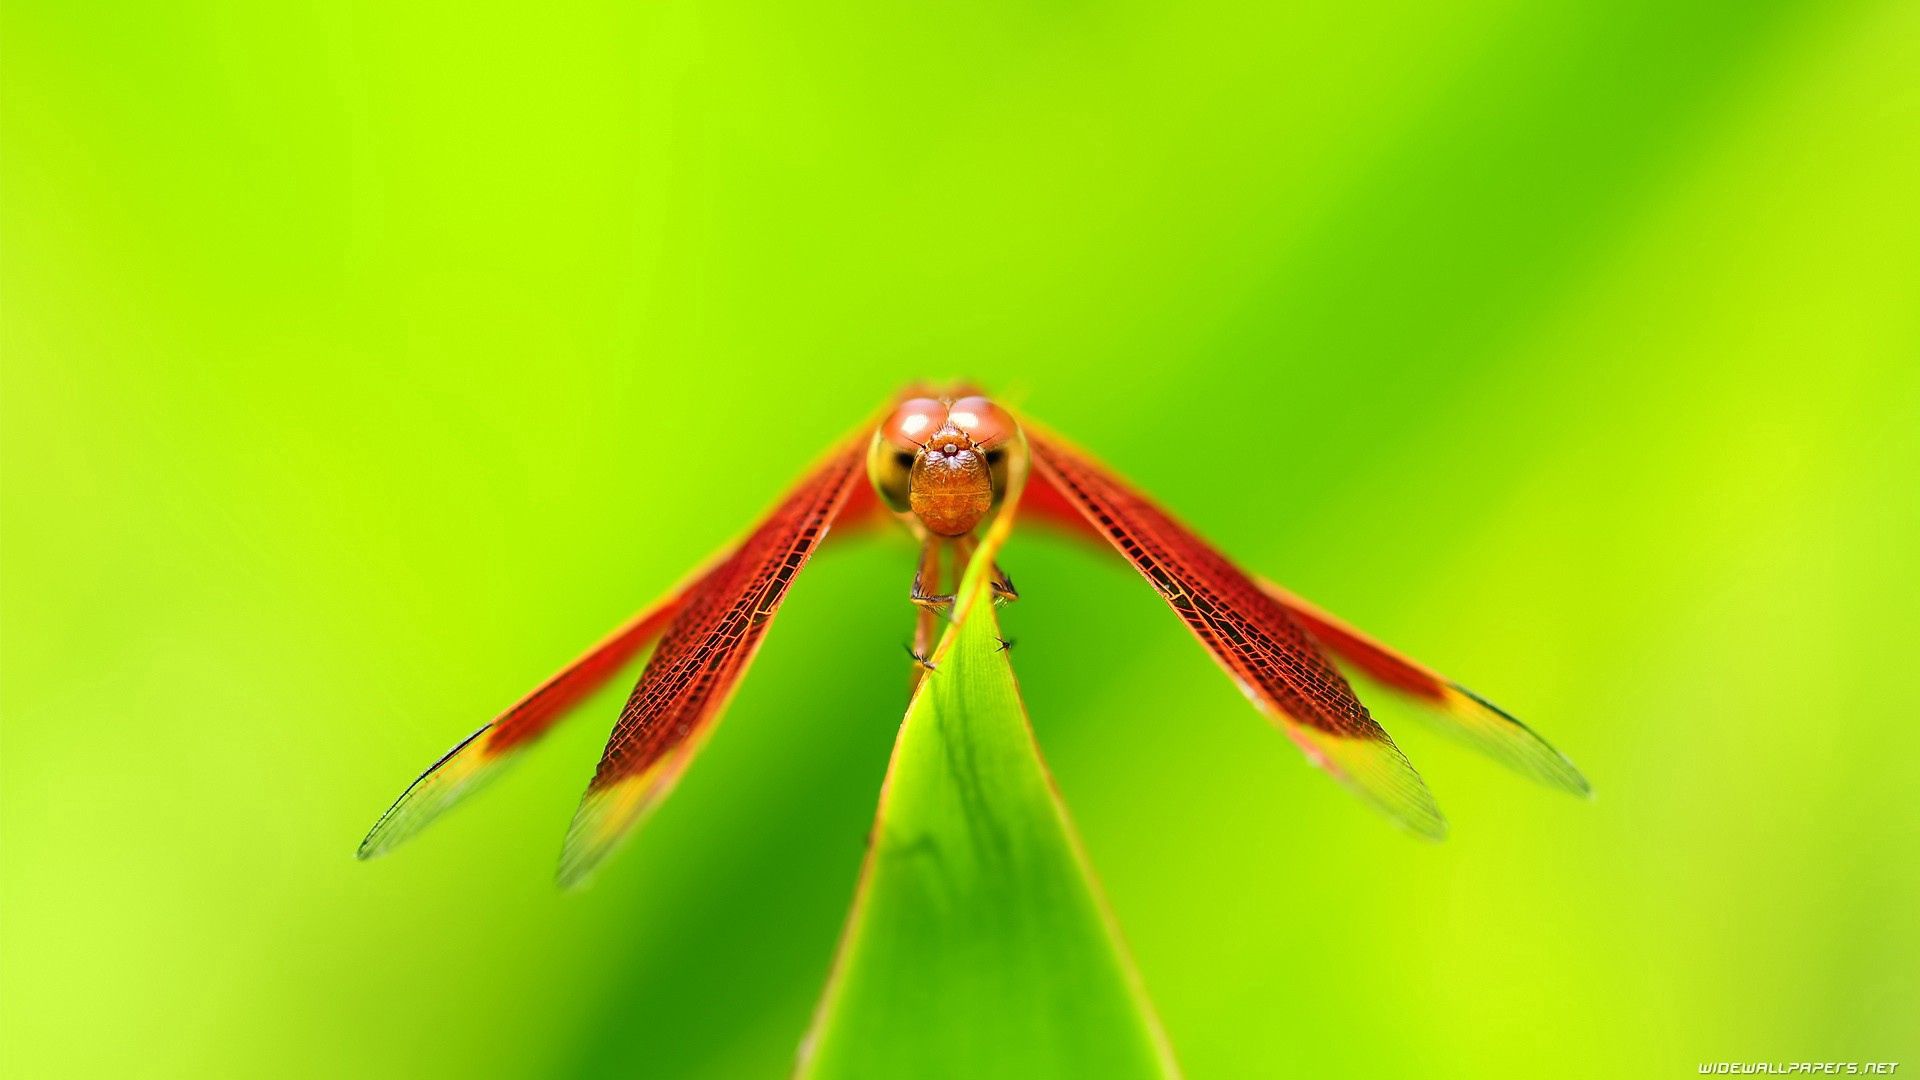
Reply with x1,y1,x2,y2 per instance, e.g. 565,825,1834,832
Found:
357,583,694,860
1254,583,1589,795
1023,463,1586,797
557,441,867,886
1026,431,1444,838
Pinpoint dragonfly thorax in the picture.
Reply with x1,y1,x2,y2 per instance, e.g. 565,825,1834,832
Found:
909,424,993,536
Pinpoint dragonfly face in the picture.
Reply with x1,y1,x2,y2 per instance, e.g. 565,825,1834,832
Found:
868,394,1020,537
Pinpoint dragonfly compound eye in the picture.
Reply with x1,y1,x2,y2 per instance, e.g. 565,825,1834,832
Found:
945,395,1016,450
880,397,949,451
869,399,947,515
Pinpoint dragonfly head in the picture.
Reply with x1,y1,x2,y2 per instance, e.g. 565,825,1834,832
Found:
869,394,1019,537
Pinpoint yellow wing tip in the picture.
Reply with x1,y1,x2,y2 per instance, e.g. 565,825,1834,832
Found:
1286,723,1449,840
1440,684,1593,798
554,771,673,890
356,723,502,861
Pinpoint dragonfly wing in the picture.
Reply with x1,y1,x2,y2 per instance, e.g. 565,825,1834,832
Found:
1256,583,1590,796
557,441,867,887
1023,463,1586,798
1026,431,1445,838
357,588,692,860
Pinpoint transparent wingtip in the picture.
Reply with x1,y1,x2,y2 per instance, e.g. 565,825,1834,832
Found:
1431,684,1592,798
554,765,680,890
358,724,508,860
1284,723,1449,841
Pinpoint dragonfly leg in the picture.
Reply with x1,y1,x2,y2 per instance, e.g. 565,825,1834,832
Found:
989,560,1019,604
906,537,945,685
910,534,954,610
906,605,939,689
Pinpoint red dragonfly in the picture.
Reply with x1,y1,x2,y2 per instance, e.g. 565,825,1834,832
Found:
359,386,1588,886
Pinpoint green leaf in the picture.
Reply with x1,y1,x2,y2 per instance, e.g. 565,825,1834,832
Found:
798,543,1178,1079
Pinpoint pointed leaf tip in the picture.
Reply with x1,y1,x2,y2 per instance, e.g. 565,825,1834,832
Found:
800,547,1176,1078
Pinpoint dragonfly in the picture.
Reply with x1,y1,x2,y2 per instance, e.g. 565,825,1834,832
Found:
358,385,1588,886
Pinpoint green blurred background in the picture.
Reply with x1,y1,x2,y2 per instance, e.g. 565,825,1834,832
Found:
3,0,1915,1075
